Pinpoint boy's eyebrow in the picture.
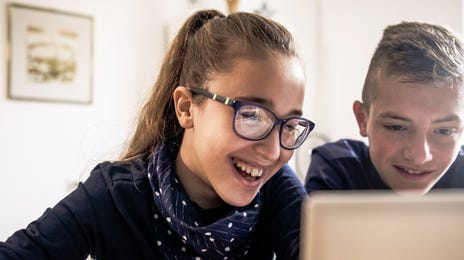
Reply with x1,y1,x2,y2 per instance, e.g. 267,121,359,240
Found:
379,112,410,121
380,112,462,123
433,114,462,123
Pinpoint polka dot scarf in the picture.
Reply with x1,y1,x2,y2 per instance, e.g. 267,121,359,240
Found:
148,141,262,259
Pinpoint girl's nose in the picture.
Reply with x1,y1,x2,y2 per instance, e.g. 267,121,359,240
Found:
255,127,281,161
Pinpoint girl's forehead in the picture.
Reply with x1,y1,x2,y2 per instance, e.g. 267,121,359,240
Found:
209,56,304,89
206,57,305,115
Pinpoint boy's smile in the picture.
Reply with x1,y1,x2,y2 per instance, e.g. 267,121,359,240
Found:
355,77,464,194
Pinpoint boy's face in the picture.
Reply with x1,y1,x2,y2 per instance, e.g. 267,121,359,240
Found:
354,77,464,194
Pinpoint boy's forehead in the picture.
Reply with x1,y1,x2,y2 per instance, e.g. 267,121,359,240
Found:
370,78,464,118
375,76,461,98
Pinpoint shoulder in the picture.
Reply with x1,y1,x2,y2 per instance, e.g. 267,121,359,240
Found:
83,159,150,196
452,146,464,166
0,159,156,259
435,146,464,188
305,139,382,191
85,159,152,209
67,158,151,213
80,160,157,256
442,146,464,175
93,159,149,184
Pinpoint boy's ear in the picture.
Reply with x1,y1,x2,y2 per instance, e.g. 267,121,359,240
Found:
353,100,368,137
173,86,194,128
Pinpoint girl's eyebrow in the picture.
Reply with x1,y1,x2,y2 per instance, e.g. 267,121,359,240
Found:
236,96,303,117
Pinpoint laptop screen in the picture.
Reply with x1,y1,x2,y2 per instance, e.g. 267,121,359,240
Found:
300,190,464,260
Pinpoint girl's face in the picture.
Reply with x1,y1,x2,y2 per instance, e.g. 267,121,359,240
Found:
175,55,306,208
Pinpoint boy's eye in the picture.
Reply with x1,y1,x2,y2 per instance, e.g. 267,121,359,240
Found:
435,128,457,136
384,125,405,131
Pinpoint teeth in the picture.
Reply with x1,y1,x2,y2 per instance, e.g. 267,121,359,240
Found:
403,167,425,175
234,159,263,177
251,168,261,177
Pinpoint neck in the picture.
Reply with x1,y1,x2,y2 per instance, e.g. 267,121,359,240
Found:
175,148,224,209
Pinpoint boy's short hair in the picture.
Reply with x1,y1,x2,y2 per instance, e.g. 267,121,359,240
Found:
362,21,464,111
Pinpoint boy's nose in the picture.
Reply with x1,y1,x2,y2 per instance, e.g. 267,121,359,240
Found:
402,134,433,164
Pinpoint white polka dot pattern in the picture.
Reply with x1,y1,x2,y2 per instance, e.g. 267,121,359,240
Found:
147,142,262,259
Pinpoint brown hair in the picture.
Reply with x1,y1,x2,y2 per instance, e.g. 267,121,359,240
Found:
362,21,464,111
121,9,297,160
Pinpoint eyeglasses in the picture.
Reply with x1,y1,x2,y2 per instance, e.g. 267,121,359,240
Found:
189,88,315,150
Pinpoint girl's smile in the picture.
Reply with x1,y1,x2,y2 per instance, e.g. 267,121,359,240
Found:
175,55,306,208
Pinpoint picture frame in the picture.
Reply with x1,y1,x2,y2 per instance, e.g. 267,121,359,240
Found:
6,3,93,104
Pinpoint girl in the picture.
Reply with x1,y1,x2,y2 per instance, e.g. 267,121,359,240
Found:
1,9,314,259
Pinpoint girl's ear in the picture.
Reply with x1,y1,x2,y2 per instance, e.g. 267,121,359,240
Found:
173,86,194,128
353,100,368,137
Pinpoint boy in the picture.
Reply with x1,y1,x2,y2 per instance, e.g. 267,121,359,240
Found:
305,21,464,195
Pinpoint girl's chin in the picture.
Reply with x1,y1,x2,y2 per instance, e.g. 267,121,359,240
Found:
223,193,258,207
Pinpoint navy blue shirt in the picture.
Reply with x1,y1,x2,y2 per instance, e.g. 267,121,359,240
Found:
305,139,464,193
1,160,306,259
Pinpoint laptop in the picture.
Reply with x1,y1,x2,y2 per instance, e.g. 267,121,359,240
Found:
300,190,464,260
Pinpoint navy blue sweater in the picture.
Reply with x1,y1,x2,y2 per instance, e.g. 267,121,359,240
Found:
1,160,306,259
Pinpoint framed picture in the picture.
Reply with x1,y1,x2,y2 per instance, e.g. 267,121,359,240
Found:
7,3,93,104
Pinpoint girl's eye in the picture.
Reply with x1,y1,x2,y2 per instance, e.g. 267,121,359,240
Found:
384,125,405,131
435,128,457,136
284,124,297,132
240,111,259,120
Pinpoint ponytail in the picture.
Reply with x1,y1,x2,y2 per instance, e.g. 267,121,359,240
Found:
121,10,225,160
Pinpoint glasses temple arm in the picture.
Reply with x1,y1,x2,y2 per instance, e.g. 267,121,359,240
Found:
190,88,235,106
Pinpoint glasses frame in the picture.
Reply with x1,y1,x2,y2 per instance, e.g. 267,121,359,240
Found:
189,88,315,150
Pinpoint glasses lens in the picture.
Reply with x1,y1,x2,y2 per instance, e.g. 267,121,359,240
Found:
281,118,311,148
234,104,274,139
233,102,314,149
